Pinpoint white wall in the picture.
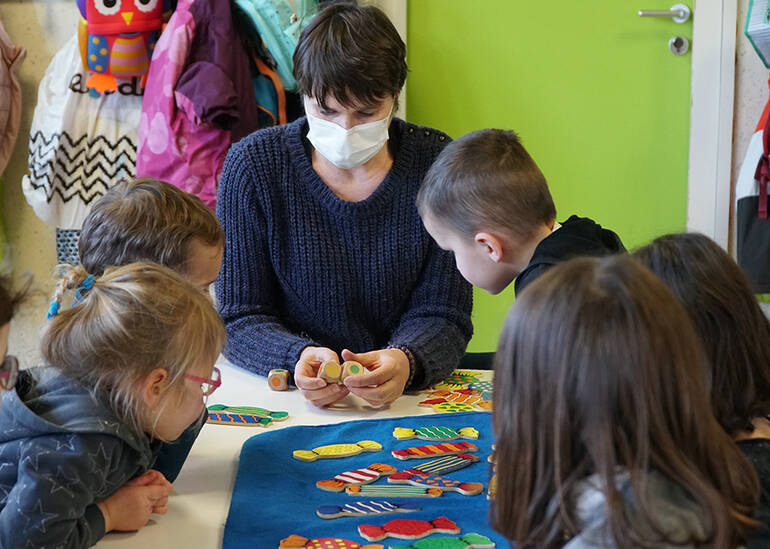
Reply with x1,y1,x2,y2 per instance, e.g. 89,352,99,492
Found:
0,1,80,363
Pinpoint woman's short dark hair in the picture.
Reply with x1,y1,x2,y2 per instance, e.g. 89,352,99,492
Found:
634,232,770,435
492,255,757,548
293,2,407,110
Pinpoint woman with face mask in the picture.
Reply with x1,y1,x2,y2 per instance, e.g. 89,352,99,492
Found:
215,3,472,407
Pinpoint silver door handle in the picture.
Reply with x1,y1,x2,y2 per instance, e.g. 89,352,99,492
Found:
638,3,690,23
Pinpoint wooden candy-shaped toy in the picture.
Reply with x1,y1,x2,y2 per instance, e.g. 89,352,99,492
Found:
388,470,483,496
346,485,443,498
207,411,274,427
279,535,383,549
268,369,290,391
389,533,496,549
317,463,397,492
432,370,482,390
208,404,289,421
316,500,420,519
392,441,478,460
294,440,382,462
357,517,460,542
409,453,479,475
393,426,478,442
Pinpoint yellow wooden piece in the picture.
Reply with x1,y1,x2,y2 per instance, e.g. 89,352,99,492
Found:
293,440,383,462
392,427,414,440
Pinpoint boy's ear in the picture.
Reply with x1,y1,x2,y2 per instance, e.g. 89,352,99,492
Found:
142,368,170,407
475,232,505,263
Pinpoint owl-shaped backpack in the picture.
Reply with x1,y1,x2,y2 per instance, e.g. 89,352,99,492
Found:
75,0,174,94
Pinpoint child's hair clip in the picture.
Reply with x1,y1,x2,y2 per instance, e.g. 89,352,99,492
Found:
73,274,95,304
80,274,95,291
46,301,60,320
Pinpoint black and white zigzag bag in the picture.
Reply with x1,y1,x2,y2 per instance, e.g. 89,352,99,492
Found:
21,36,142,234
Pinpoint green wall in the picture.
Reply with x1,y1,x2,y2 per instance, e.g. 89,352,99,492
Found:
406,1,692,352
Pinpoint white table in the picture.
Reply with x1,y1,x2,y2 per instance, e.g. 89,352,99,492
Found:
96,360,491,548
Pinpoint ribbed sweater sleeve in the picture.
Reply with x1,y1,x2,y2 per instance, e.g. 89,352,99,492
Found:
215,118,473,381
216,131,317,375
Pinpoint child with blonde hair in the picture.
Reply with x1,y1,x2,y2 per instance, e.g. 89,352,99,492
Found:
0,263,225,546
492,255,758,548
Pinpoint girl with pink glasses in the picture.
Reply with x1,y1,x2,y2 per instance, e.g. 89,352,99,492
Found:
0,262,224,547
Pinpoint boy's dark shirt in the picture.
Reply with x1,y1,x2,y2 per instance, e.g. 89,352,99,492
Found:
514,215,626,295
737,438,770,548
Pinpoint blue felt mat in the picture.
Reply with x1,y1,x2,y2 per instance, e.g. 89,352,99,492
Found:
223,411,506,548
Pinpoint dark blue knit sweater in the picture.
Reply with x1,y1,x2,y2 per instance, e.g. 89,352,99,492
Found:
215,117,473,389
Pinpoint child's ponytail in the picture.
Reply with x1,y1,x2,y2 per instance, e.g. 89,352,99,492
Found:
47,264,93,319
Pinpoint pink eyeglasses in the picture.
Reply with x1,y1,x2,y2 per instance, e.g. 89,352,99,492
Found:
0,355,18,391
184,366,221,396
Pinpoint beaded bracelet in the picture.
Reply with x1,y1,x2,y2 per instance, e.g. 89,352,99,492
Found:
388,344,416,390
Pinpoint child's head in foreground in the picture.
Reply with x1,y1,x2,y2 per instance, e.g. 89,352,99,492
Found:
0,276,27,390
492,255,757,548
634,232,770,438
43,262,225,441
417,128,555,294
78,178,224,292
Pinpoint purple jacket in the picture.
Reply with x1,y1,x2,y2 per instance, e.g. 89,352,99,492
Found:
136,0,259,209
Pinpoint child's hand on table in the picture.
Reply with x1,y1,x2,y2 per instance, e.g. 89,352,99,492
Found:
341,348,410,407
96,470,173,532
294,346,350,407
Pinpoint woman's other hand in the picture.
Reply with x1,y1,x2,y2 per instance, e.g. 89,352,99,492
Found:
294,346,349,406
341,348,409,406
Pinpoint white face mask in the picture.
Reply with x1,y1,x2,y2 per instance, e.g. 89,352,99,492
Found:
306,108,392,169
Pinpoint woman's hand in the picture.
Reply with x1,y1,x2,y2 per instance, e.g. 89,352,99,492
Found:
96,478,173,533
341,348,410,406
294,346,350,406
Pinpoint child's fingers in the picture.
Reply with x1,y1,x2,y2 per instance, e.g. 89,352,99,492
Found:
152,505,169,515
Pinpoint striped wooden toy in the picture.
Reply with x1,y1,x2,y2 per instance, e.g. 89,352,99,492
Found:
392,426,479,442
316,500,420,519
345,485,443,498
207,404,288,421
316,463,397,492
206,411,273,427
391,441,478,460
388,470,483,496
409,453,479,474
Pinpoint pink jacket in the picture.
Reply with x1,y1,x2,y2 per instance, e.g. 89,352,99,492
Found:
136,0,259,209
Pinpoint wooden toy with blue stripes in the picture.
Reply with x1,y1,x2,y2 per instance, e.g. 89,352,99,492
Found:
388,470,483,496
316,500,420,519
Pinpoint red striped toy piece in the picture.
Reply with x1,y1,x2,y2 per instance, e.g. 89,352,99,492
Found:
392,441,478,460
317,463,397,492
357,517,460,542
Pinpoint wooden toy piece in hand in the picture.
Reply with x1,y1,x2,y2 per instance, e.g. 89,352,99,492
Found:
393,426,479,442
268,369,291,391
388,470,483,496
316,500,420,519
318,360,364,384
392,441,478,460
293,440,382,462
279,535,383,549
389,533,496,549
317,463,397,492
358,517,460,542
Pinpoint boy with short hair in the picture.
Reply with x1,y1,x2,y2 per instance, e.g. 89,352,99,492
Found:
77,177,224,482
417,129,624,295
79,177,223,292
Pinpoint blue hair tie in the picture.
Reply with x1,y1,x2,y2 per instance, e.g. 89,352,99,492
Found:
81,274,95,291
46,301,60,320
73,274,95,304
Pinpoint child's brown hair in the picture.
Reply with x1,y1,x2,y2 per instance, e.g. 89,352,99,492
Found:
634,232,770,436
416,129,555,240
492,255,757,548
0,276,30,326
78,178,223,276
42,262,225,439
